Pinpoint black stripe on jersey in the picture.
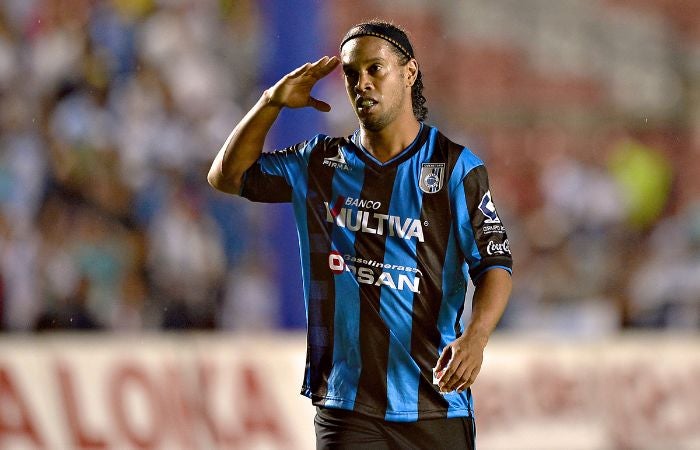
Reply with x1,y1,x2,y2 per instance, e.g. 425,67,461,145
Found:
412,132,464,418
304,138,343,401
462,165,513,279
353,164,400,416
240,161,292,202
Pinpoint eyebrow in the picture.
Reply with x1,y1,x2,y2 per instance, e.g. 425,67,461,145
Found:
342,57,387,68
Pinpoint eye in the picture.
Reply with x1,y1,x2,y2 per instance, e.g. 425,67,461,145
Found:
343,68,358,81
369,64,382,74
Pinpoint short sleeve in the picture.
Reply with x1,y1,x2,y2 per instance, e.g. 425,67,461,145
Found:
454,164,513,281
240,137,319,203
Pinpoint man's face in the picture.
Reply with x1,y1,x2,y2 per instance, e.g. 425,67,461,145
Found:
340,36,413,132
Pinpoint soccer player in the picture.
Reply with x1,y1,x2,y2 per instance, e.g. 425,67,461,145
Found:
208,20,512,449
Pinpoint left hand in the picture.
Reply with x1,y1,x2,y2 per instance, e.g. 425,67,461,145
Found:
433,333,486,393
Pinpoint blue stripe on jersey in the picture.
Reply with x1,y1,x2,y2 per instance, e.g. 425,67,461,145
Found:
283,138,319,300
437,226,465,347
447,147,484,194
324,144,366,409
281,137,319,391
440,227,474,418
380,129,434,421
445,389,474,418
294,183,312,391
259,137,317,313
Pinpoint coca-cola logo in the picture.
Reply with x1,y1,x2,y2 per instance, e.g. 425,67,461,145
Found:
487,239,510,255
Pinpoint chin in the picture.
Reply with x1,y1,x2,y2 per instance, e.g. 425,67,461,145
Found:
358,115,387,132
361,122,384,132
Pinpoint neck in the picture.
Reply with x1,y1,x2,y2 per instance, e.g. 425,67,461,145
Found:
360,117,421,163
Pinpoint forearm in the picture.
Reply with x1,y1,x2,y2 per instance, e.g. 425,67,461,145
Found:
207,90,282,194
463,268,512,347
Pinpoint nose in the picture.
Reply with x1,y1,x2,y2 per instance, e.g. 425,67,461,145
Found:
353,71,372,94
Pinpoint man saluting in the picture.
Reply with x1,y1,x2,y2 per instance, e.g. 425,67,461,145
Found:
208,20,513,449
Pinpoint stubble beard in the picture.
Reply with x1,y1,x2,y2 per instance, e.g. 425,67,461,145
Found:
355,87,406,132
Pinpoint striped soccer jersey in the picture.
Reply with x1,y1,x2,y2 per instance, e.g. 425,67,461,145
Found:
241,123,512,422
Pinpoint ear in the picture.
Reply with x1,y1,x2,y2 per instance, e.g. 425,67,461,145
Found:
405,58,418,87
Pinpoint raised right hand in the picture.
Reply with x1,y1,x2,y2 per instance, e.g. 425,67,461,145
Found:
265,56,340,112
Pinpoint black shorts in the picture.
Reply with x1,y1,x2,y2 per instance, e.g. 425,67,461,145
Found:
314,407,476,450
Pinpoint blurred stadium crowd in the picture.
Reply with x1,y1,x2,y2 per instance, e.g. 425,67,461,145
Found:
0,0,699,333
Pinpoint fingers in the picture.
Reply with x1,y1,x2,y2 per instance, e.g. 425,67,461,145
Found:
315,56,340,78
434,345,452,372
308,96,331,112
286,62,311,79
438,357,482,393
438,360,466,393
287,56,339,80
305,56,340,80
456,366,481,393
273,56,338,110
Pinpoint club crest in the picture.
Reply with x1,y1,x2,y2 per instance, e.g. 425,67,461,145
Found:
419,163,445,194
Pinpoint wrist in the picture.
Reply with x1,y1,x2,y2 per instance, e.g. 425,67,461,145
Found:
463,327,489,348
261,89,283,109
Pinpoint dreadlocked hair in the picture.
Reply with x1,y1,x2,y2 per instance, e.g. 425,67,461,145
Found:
393,49,428,122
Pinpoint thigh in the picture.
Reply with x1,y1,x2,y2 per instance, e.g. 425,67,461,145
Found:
386,416,475,450
314,407,390,450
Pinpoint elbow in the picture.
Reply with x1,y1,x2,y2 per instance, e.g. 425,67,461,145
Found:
207,167,242,195
206,170,219,190
206,166,221,189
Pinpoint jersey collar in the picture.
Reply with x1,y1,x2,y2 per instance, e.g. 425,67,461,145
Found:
350,123,431,171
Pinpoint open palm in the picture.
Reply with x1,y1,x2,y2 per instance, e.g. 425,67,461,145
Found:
267,56,340,112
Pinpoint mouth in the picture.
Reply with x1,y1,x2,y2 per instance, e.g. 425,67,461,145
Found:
356,97,378,112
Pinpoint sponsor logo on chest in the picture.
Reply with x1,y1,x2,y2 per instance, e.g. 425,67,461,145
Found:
328,251,422,293
323,196,425,242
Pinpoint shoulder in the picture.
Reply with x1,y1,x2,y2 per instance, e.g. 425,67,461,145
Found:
299,133,357,165
263,133,350,162
430,127,485,194
318,134,354,153
427,126,485,180
297,134,352,155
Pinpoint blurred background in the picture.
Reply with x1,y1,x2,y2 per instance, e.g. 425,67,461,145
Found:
0,0,699,449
